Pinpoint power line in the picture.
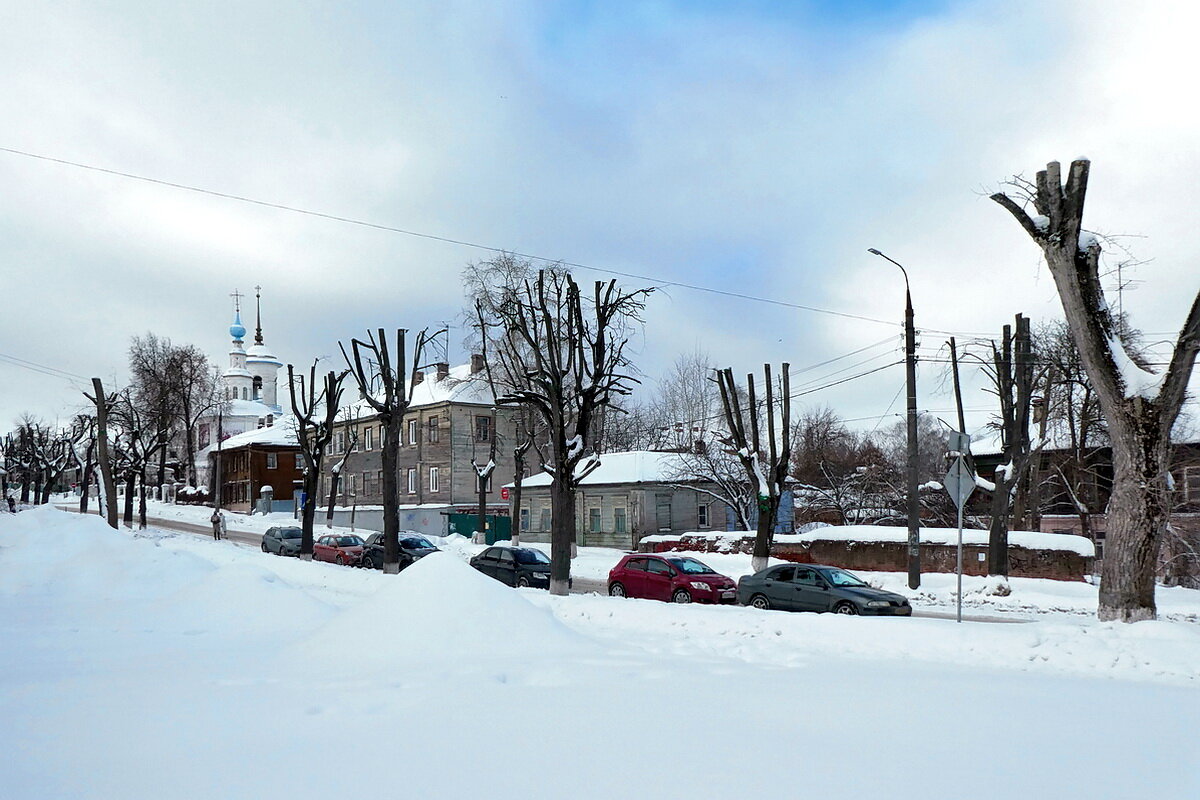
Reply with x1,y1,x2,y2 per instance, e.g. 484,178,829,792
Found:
0,352,88,382
0,145,901,328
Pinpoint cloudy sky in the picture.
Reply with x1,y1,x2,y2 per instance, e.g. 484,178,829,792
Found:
2,0,1198,444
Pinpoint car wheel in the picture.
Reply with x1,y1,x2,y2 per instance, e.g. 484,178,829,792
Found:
750,594,771,610
517,575,531,588
834,601,859,615
336,554,345,566
261,542,268,553
672,589,692,604
609,582,627,598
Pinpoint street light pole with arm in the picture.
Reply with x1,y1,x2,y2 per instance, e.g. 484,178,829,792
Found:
868,248,921,589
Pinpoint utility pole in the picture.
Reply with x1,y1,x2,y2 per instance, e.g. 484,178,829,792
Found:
869,248,921,589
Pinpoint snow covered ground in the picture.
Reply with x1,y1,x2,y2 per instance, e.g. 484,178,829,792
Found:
4,506,1198,798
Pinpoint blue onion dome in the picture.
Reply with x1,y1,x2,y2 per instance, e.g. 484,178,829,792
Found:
229,310,247,340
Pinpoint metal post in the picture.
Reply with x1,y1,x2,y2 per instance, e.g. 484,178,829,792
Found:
956,482,964,623
869,249,920,589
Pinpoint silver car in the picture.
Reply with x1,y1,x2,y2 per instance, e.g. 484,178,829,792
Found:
262,526,302,556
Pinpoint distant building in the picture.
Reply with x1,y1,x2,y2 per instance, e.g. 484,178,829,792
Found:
312,356,518,538
203,423,302,514
513,450,738,550
193,288,285,486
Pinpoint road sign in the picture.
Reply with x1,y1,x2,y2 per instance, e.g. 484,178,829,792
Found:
943,457,975,511
501,487,510,500
947,430,971,455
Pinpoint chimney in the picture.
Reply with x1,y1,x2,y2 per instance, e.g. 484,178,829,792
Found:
436,362,450,381
412,371,424,385
470,353,485,374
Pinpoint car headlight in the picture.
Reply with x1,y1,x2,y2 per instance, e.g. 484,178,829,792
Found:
866,600,890,608
691,581,711,591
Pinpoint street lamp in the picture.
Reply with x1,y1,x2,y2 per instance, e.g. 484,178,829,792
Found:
868,247,921,589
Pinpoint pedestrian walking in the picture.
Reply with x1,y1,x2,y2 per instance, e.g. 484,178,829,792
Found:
210,509,225,540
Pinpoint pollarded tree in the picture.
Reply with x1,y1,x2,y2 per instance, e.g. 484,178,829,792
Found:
716,364,792,572
341,328,441,573
487,269,653,595
992,159,1200,621
288,363,348,561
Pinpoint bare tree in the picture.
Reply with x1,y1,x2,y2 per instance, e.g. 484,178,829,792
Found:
978,314,1042,577
84,378,119,528
69,414,97,515
993,158,1200,621
325,414,359,528
716,364,792,572
111,390,168,529
288,363,348,560
341,328,440,573
484,269,652,595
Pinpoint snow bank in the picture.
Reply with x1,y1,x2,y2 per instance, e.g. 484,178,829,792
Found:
290,552,594,673
775,524,1096,556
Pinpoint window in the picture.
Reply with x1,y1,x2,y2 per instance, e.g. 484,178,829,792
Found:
363,427,373,451
497,549,514,564
770,566,796,582
265,414,273,427
475,415,491,442
795,568,819,586
335,431,345,454
613,507,627,534
646,559,673,576
589,507,601,534
362,471,376,497
539,508,551,532
242,387,249,400
428,416,440,444
624,557,647,572
655,495,672,531
429,467,440,493
407,469,417,494
198,423,210,450
519,508,530,532
266,453,278,470
407,419,417,445
295,454,304,470
697,502,710,529
252,376,263,399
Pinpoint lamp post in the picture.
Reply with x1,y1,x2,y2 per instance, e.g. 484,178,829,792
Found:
868,248,921,589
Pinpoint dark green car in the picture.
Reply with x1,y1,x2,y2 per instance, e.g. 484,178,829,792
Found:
737,563,912,616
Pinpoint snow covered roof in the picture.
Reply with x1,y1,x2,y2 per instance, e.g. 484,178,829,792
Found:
198,419,299,458
517,451,691,488
343,362,494,417
225,399,280,418
245,343,282,365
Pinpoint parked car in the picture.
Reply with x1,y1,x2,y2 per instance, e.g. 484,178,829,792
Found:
262,526,302,556
313,534,366,566
360,532,439,570
607,554,737,604
737,563,912,615
469,546,552,588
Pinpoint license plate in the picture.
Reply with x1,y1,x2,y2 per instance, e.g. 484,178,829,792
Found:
721,590,735,599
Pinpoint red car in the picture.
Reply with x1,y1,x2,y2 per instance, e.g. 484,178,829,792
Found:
607,554,737,604
313,534,365,566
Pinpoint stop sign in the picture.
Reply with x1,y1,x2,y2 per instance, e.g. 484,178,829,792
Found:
501,487,510,500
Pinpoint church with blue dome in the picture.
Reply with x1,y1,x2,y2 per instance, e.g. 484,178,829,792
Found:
214,287,284,437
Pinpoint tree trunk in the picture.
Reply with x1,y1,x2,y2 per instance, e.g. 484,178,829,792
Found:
510,464,523,548
752,495,778,572
476,474,488,544
988,472,1013,576
137,472,148,529
92,379,119,529
1098,426,1169,621
300,472,318,561
325,470,341,529
380,412,401,574
549,477,574,596
123,473,135,527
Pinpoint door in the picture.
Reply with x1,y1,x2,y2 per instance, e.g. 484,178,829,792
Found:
313,537,330,562
643,558,675,601
619,557,648,596
496,549,517,585
793,567,830,611
763,565,798,610
475,548,500,579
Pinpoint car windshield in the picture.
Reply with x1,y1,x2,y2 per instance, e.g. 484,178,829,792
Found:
279,529,301,539
401,536,434,549
514,549,550,565
336,536,364,547
824,568,868,587
667,557,715,575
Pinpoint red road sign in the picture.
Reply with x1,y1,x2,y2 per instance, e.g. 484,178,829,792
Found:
500,487,510,500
